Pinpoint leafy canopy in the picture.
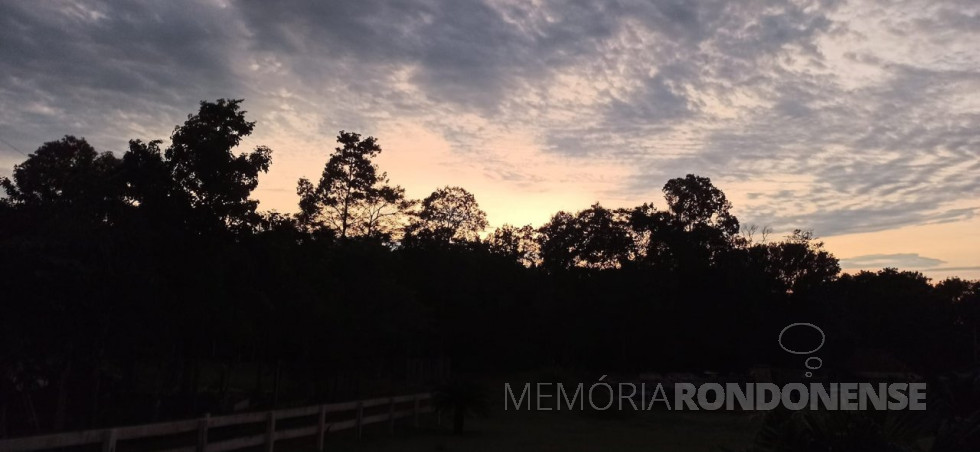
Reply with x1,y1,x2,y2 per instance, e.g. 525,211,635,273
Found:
297,131,409,240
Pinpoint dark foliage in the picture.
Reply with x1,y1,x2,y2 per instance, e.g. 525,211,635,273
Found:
0,100,977,440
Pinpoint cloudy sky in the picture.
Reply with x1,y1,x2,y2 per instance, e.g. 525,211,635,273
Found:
1,0,978,279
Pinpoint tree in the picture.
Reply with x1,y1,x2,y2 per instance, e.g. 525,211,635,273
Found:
663,174,738,236
831,268,953,372
537,203,635,271
486,224,539,267
406,186,487,244
936,278,980,366
297,131,409,240
0,135,123,223
748,229,840,295
164,99,272,232
628,203,677,267
0,136,130,431
119,139,180,224
629,175,741,270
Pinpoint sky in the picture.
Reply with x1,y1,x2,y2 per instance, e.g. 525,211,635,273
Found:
0,0,978,280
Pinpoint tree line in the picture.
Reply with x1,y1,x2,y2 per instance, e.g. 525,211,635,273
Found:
1,99,977,434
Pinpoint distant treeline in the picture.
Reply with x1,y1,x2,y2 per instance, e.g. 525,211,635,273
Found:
1,100,977,433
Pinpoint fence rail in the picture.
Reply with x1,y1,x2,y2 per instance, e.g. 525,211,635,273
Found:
0,393,433,452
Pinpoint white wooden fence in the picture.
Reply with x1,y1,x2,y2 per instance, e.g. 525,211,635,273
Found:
0,393,433,452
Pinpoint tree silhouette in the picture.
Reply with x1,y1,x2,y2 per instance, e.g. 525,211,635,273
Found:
748,229,841,295
662,174,739,235
0,136,129,432
0,135,123,224
628,203,678,268
405,186,487,244
297,131,409,241
936,279,980,366
165,99,272,232
629,175,741,271
2,100,978,440
119,139,179,224
538,203,634,271
486,224,540,267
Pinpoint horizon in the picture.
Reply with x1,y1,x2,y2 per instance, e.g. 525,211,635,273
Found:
1,0,978,280
3,2,980,449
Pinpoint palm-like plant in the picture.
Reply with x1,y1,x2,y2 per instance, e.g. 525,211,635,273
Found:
932,369,980,451
732,408,927,452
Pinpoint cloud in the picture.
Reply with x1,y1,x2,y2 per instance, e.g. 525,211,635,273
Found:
840,254,980,280
840,253,946,270
920,266,980,273
0,0,977,241
0,1,254,154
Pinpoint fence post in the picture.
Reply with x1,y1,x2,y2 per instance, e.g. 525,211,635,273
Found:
388,397,396,434
413,394,420,428
197,413,210,452
316,405,327,451
265,410,277,452
102,429,117,452
355,401,364,440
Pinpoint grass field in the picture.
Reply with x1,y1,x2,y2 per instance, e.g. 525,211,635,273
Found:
290,407,760,452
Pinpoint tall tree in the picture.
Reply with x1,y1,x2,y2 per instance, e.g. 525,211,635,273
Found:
297,131,409,240
0,136,127,431
663,174,739,236
406,186,488,244
630,175,741,270
164,99,272,232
